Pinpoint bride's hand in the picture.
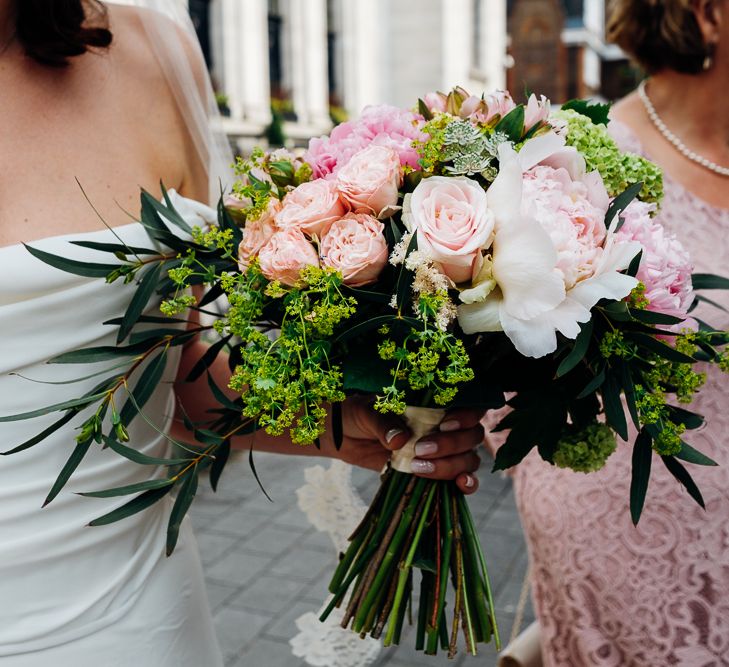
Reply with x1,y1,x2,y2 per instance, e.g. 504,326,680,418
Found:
329,396,484,495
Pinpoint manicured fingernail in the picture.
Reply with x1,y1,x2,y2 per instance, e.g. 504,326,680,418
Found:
415,441,438,457
385,428,404,444
439,419,460,432
411,459,435,474
464,474,475,488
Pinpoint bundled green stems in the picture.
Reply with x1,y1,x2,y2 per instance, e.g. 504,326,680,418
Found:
320,468,500,658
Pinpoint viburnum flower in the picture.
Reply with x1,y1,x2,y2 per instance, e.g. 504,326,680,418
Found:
458,134,641,357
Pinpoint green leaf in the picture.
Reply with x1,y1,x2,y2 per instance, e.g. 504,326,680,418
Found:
49,341,154,364
104,314,191,327
1,411,77,455
185,335,231,382
675,440,718,466
561,98,611,125
43,438,94,506
335,315,395,344
625,249,643,278
89,485,173,526
692,273,729,290
206,373,240,410
627,332,696,363
80,477,174,498
630,429,652,525
117,262,164,343
417,98,434,121
342,347,393,394
209,440,231,492
24,244,120,278
198,281,225,309
601,371,628,440
694,293,728,313
332,401,343,451
605,182,643,232
556,320,593,377
619,362,640,429
0,393,107,423
661,456,705,509
103,436,191,466
160,186,194,233
665,405,705,430
629,309,685,326
166,469,198,555
70,240,160,256
576,367,606,399
249,445,272,502
494,105,525,142
119,350,169,426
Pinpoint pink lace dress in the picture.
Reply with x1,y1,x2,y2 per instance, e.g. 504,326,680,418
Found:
510,121,729,666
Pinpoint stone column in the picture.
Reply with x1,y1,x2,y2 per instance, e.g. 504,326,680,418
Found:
212,0,271,128
287,0,331,133
340,0,381,116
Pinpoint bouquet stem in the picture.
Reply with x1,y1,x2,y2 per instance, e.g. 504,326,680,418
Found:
320,407,500,657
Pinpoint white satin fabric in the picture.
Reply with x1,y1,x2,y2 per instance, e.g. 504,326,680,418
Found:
0,210,222,664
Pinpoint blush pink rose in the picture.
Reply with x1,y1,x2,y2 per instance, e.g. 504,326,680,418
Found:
237,198,281,272
275,179,348,238
404,176,495,284
524,93,550,132
423,91,447,114
258,228,319,286
320,213,389,286
336,145,401,218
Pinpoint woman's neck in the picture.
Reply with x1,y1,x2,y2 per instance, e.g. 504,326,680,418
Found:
648,68,729,152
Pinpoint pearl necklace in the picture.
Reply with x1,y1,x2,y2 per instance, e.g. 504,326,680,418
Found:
638,79,729,177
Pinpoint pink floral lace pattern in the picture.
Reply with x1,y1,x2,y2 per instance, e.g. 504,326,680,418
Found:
512,120,729,666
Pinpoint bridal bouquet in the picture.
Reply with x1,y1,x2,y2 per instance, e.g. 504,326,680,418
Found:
4,86,729,658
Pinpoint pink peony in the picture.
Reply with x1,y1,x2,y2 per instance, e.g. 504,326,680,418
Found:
403,176,495,284
616,201,695,323
304,104,427,179
521,165,608,290
336,145,401,218
237,198,281,271
258,228,319,286
320,213,389,286
275,179,348,238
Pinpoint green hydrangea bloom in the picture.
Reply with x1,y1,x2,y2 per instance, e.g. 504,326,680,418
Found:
553,422,617,473
552,109,663,205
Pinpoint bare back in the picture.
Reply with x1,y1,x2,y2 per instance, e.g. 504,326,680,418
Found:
0,4,205,248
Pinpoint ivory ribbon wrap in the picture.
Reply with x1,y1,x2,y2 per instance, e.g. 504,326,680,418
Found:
497,622,543,667
389,406,447,473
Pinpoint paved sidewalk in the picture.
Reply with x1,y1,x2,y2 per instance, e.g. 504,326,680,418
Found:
191,452,534,667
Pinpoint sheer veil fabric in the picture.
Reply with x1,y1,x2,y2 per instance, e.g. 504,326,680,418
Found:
0,2,230,664
111,0,233,202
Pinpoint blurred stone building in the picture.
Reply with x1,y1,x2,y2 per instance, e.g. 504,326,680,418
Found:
506,0,639,104
187,0,507,149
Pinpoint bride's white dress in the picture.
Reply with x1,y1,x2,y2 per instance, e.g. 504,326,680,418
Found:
0,216,223,665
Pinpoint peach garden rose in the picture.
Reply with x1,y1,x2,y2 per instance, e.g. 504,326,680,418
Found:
275,178,347,238
336,145,401,218
319,213,389,287
236,198,281,272
258,228,319,286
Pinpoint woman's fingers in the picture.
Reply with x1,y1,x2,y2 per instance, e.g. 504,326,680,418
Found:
456,472,480,495
343,396,411,451
412,424,485,460
439,407,485,432
410,450,482,481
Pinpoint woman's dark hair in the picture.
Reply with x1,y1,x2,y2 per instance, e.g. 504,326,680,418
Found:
16,0,113,67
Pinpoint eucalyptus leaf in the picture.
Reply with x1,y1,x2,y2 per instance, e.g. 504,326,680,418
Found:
630,429,652,525
89,485,173,526
675,440,718,466
43,438,94,506
601,372,628,440
692,273,729,290
117,262,164,343
70,240,160,256
556,320,593,377
629,309,685,326
24,244,120,278
209,439,231,492
627,332,696,363
119,350,169,426
1,411,77,455
104,436,191,466
661,456,705,509
0,393,107,423
185,335,231,382
49,342,153,364
80,477,174,498
605,182,643,231
576,367,606,399
166,469,198,555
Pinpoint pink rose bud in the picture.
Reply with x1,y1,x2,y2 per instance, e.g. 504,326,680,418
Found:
403,176,495,284
275,179,348,238
423,91,447,114
258,228,320,286
482,90,516,124
336,145,401,218
524,93,551,132
320,213,389,287
237,198,281,272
